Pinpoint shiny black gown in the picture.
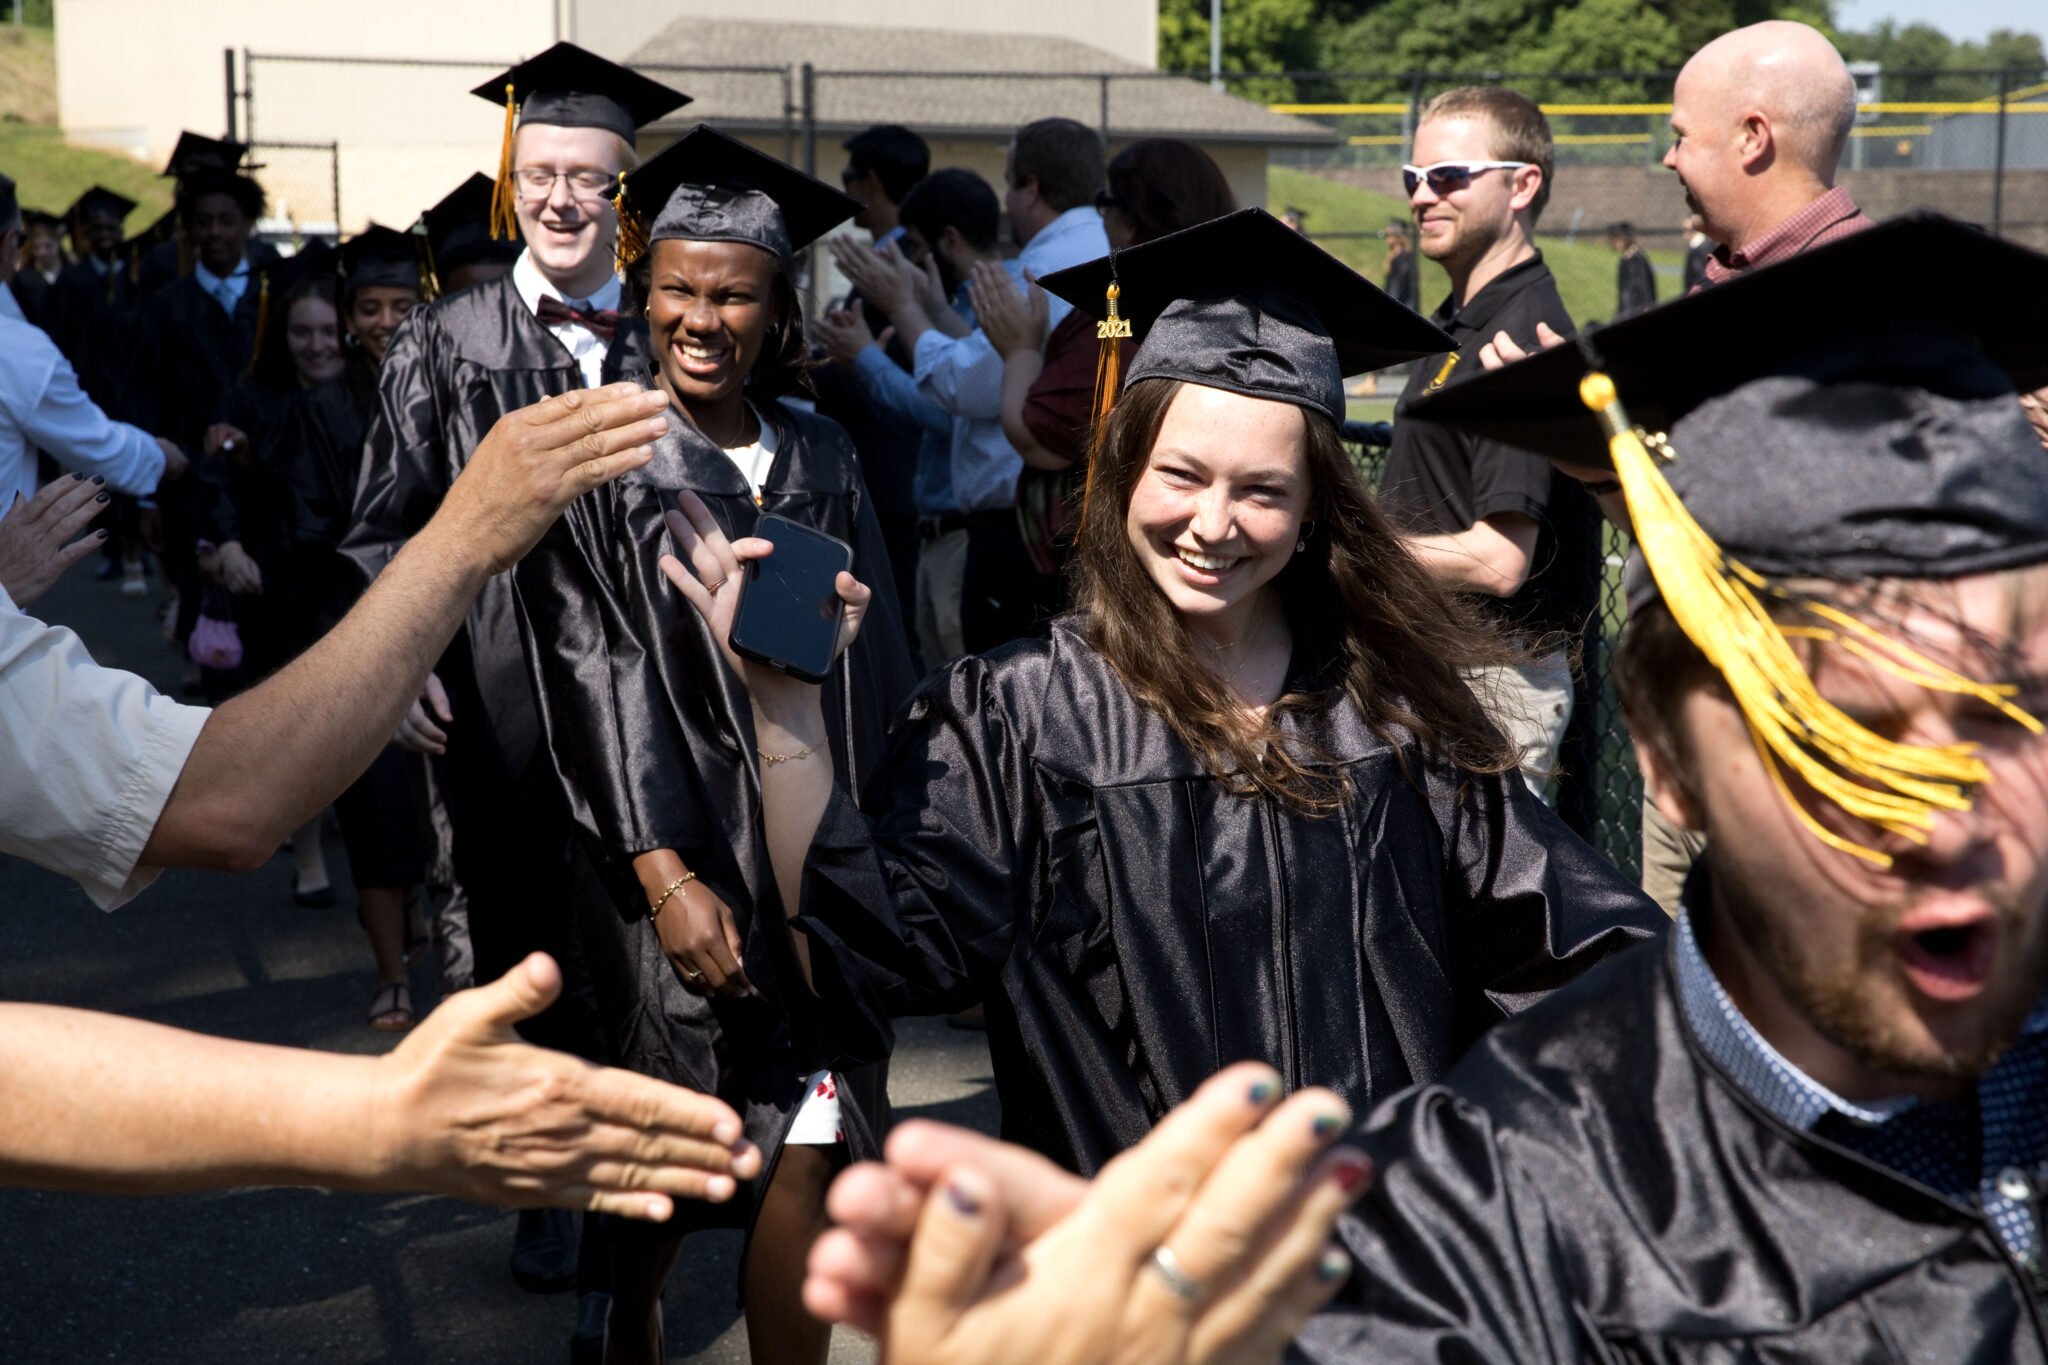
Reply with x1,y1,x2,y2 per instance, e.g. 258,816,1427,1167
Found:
342,275,650,1056
510,398,918,1218
793,617,1666,1176
1298,935,2048,1363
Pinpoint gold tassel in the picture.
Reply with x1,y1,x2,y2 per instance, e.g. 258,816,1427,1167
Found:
417,233,442,303
489,81,521,242
1578,370,2042,867
610,172,647,273
1080,277,1133,523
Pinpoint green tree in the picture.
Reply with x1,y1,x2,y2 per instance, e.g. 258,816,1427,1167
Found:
1159,0,1321,99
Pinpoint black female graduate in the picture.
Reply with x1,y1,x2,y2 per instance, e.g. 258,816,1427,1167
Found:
662,208,1665,1180
509,128,915,1364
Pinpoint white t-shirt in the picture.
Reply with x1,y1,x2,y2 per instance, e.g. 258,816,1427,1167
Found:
0,585,209,909
723,403,779,501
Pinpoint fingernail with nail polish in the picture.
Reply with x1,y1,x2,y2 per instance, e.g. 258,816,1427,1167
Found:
95,492,110,503
91,475,105,485
945,1179,983,1217
1312,1112,1345,1140
1248,1077,1278,1105
1331,1155,1370,1194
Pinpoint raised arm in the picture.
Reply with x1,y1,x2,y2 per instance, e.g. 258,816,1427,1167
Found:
138,385,671,872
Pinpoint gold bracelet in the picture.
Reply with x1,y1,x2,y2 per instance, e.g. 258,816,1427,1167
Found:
758,744,817,765
648,870,698,920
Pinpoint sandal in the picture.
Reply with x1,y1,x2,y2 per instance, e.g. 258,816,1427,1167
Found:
368,982,415,1032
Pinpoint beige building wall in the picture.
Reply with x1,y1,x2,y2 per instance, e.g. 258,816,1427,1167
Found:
569,0,1157,70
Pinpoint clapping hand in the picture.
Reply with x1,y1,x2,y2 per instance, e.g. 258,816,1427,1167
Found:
814,305,886,366
830,236,923,318
968,261,1049,360
805,1063,1371,1365
0,475,110,608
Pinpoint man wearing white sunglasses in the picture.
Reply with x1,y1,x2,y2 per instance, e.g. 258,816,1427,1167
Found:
1377,86,1601,804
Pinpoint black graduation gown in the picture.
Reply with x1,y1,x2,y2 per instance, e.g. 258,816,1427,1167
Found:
509,398,918,1218
341,273,650,1056
52,257,143,418
1614,250,1658,321
1298,936,2048,1364
8,268,61,337
793,617,1665,1176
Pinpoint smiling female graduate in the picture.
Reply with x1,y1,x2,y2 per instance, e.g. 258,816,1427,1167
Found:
507,125,917,1364
657,207,1664,1187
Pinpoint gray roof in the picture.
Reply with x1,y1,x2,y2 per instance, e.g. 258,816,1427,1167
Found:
627,19,1335,146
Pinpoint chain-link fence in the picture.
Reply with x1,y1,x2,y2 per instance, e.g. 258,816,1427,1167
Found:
248,139,338,243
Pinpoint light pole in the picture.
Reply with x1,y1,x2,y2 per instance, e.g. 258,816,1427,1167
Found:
1210,0,1223,90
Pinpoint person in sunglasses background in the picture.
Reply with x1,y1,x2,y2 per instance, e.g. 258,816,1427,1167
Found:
1375,86,1601,805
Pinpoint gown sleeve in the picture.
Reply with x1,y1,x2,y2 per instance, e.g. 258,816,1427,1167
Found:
1294,1086,1581,1365
1425,764,1665,1024
341,309,442,583
791,651,1036,1025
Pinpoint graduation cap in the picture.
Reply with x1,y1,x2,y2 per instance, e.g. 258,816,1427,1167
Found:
419,172,519,297
66,186,136,225
339,224,422,298
163,131,257,179
470,43,692,242
0,173,15,234
614,123,861,272
1037,207,1455,426
1411,212,2048,867
245,241,341,374
20,208,60,234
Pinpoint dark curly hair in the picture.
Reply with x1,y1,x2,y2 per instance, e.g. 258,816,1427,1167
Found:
630,240,812,400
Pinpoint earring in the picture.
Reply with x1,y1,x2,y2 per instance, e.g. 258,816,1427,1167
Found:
1296,537,1308,554
1295,520,1314,554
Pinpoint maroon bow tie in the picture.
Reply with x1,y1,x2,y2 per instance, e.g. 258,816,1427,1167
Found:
536,294,620,345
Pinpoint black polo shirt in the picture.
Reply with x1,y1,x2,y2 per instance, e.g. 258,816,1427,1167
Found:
1379,251,1600,644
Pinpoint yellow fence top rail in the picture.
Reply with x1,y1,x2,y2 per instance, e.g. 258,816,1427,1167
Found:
1274,99,2048,117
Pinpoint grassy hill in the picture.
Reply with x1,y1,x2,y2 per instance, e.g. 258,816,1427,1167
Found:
1268,165,1684,329
0,25,172,227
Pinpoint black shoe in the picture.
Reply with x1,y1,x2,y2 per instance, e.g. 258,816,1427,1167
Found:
294,880,337,908
569,1291,610,1365
510,1208,578,1294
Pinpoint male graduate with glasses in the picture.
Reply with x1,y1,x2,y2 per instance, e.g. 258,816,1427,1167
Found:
1377,86,1602,807
340,42,689,1350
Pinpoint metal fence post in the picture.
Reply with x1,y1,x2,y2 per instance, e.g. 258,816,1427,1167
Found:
1099,74,1111,147
800,62,816,178
330,139,342,237
224,49,238,141
1992,67,2009,238
242,47,255,149
781,66,795,166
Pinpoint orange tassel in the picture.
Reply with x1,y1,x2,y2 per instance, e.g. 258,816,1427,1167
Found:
416,233,442,303
611,172,648,272
1081,277,1132,520
489,81,520,242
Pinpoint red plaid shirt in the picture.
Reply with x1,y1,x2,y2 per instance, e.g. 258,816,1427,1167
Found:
1699,186,1872,288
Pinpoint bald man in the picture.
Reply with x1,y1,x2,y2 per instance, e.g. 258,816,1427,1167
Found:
1666,20,1872,285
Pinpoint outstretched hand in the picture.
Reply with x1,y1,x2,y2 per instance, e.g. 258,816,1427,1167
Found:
434,383,670,575
369,952,763,1220
969,261,1049,360
807,1063,1371,1365
0,475,110,608
1476,321,1568,371
657,490,872,714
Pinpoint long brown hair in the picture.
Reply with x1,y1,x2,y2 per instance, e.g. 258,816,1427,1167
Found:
1071,377,1523,811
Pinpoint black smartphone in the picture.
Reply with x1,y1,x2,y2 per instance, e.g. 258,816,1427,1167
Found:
728,514,855,685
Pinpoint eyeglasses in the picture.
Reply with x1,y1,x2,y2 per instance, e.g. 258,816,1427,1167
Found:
513,166,618,201
1400,160,1532,197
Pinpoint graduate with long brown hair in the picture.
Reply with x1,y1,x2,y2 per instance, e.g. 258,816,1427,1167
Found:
659,208,1664,1180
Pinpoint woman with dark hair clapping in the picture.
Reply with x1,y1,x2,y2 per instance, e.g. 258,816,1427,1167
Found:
663,208,1662,1181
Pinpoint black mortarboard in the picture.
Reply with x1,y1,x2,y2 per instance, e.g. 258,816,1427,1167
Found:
339,224,422,297
470,43,690,144
472,44,691,242
420,172,520,291
1412,212,2048,867
1038,207,1454,424
65,186,136,227
0,174,17,233
21,208,59,233
128,206,177,251
245,241,340,371
617,124,861,269
163,132,257,179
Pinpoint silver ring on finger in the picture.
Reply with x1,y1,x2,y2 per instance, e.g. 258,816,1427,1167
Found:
682,966,705,983
1147,1244,1208,1305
